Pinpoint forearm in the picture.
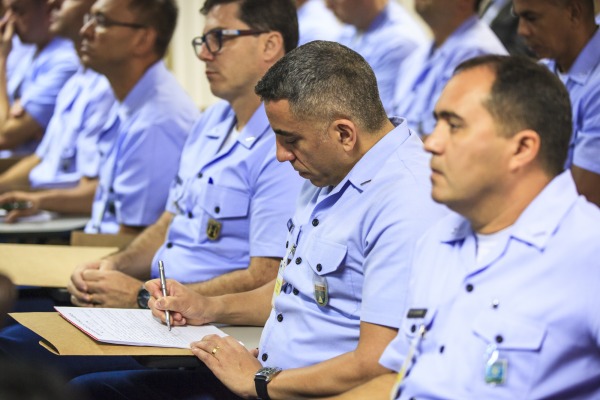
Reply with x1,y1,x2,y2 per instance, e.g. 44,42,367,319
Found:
267,349,393,399
0,61,8,124
205,280,274,326
187,256,279,297
0,154,40,193
572,165,600,207
321,373,397,400
107,212,172,279
35,177,97,214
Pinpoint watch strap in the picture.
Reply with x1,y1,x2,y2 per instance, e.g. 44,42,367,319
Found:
255,376,270,400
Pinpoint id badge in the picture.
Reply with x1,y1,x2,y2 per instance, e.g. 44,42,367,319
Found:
271,244,296,308
313,273,328,306
484,344,507,385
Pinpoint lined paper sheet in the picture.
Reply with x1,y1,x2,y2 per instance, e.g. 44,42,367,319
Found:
55,307,227,349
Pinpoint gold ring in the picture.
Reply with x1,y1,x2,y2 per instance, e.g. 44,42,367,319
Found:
211,346,220,356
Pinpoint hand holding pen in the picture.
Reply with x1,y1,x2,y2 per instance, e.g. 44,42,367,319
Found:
158,260,171,331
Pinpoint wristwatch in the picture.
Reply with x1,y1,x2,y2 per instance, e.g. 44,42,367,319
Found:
254,366,282,400
137,286,151,309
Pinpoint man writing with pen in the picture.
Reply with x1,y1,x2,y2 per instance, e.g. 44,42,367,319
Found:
68,40,446,400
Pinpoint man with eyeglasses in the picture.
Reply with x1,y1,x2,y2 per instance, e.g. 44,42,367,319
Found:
66,0,301,312
0,0,197,230
0,0,78,155
0,0,116,211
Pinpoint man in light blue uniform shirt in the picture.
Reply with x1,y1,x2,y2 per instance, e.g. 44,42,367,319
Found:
0,0,78,155
393,0,506,136
514,0,600,207
326,0,426,114
67,0,301,311
0,0,115,206
71,41,445,400
335,55,600,399
296,0,342,45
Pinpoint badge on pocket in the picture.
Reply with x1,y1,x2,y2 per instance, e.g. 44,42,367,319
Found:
313,273,328,307
484,344,507,385
207,218,222,240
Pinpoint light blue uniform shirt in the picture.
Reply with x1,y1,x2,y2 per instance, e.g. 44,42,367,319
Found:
85,61,197,234
297,0,343,45
6,35,35,85
543,28,600,175
149,101,302,282
6,37,78,155
29,68,116,189
380,171,600,399
258,118,447,369
336,2,427,115
393,16,507,135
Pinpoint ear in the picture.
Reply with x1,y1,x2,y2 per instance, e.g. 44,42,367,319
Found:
261,31,284,63
567,0,585,23
331,118,358,153
507,129,541,172
132,27,158,57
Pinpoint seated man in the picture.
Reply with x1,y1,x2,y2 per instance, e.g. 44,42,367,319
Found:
326,0,426,114
296,0,342,45
0,0,78,155
333,55,600,399
514,0,600,206
0,0,301,381
0,0,116,207
70,40,446,400
393,0,506,136
0,0,197,232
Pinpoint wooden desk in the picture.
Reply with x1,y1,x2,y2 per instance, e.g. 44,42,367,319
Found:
0,244,117,287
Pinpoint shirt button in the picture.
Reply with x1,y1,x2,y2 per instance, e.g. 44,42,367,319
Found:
277,314,283,322
293,288,299,295
109,187,115,193
295,257,302,265
214,206,220,214
261,353,268,361
495,335,504,344
439,345,445,353
410,324,416,333
187,211,193,219
166,242,173,249
286,241,289,248
465,283,474,292
312,218,319,227
197,172,203,178
316,264,322,272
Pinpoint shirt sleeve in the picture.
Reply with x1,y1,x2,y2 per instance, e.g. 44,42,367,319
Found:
248,142,303,258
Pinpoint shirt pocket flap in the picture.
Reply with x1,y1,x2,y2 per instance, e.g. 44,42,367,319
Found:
472,310,546,351
305,237,347,275
199,184,250,219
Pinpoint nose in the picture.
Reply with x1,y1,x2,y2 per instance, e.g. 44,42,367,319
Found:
80,17,94,38
423,124,444,155
275,140,295,163
516,18,530,38
198,41,214,62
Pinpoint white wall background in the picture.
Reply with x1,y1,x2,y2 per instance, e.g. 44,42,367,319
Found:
169,0,421,110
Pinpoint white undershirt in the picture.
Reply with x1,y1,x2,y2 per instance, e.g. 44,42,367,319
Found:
219,125,240,152
475,226,512,264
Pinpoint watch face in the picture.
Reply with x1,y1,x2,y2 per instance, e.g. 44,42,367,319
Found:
256,367,282,382
137,288,151,309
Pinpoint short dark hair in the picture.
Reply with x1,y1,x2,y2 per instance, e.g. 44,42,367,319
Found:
255,40,388,133
128,0,178,58
200,0,298,54
455,55,572,176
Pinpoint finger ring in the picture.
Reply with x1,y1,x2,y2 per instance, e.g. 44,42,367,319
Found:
211,346,220,356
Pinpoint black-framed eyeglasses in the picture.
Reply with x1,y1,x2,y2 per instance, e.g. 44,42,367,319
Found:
191,29,267,57
83,12,147,30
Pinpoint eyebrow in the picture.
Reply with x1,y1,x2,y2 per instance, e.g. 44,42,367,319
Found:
273,128,296,136
433,110,464,122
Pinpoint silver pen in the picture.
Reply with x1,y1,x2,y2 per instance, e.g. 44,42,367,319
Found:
158,260,171,331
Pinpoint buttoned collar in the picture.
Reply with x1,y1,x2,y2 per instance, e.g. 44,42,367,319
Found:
545,27,600,86
440,171,579,251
